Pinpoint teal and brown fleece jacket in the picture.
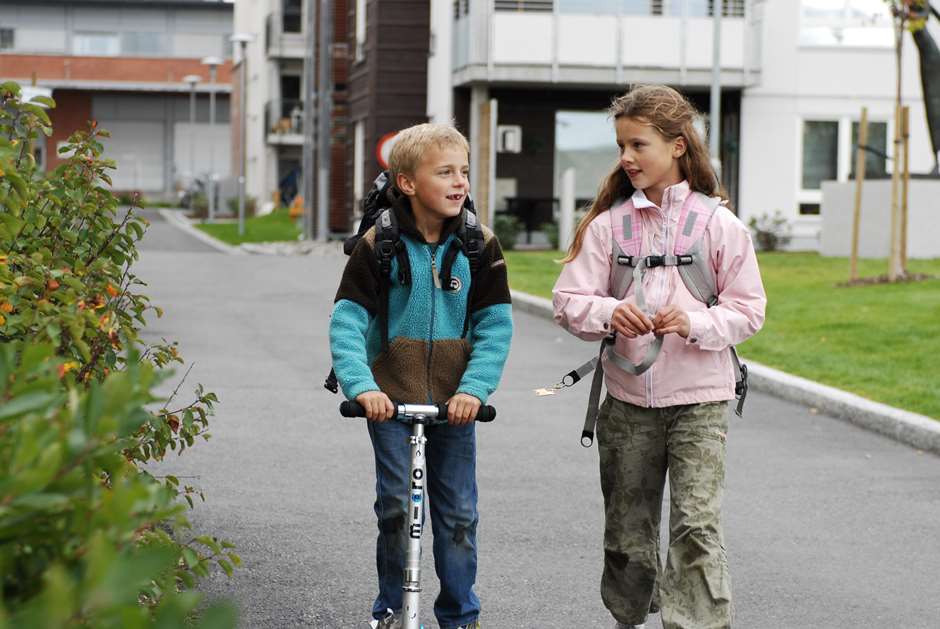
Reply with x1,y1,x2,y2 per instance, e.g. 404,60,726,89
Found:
329,196,513,404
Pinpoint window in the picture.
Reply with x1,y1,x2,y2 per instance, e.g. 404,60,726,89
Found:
850,120,888,179
798,116,890,215
802,120,839,190
74,32,120,56
0,28,14,50
120,32,165,56
494,0,553,11
800,0,892,47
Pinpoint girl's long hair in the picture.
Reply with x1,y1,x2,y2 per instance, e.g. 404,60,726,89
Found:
562,85,725,263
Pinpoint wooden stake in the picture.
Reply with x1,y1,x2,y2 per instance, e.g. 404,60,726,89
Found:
850,107,868,282
889,104,902,282
901,105,910,274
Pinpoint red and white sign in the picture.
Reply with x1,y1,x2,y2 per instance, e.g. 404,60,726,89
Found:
375,131,400,169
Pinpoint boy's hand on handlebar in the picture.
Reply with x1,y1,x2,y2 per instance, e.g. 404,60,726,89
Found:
447,393,481,426
652,305,690,338
355,391,395,422
611,302,654,338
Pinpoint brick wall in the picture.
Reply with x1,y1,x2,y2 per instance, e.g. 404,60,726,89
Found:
44,90,93,171
0,54,233,85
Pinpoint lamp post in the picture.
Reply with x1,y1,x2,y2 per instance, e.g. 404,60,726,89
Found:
709,0,722,183
182,74,201,208
201,56,223,222
231,33,254,237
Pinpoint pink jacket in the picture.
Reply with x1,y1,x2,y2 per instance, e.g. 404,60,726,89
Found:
552,181,766,408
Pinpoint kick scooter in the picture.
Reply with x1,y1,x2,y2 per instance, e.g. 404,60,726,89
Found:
340,400,496,629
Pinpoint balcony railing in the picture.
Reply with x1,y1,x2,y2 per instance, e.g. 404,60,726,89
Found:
265,98,304,144
453,0,761,87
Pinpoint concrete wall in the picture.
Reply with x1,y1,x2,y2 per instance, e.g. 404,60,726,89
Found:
820,179,940,259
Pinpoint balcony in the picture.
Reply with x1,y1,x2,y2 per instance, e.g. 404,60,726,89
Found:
265,98,304,146
453,0,763,89
265,11,305,59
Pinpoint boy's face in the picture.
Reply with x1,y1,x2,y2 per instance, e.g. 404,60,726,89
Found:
396,145,470,223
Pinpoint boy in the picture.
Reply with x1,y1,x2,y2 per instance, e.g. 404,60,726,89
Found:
329,123,513,629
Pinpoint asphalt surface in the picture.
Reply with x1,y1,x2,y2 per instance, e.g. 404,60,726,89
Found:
137,210,940,628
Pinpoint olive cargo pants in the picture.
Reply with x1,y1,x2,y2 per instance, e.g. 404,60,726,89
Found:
596,396,732,629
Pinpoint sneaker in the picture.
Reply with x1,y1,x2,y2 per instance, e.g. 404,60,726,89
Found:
614,623,645,629
457,622,481,629
370,609,401,629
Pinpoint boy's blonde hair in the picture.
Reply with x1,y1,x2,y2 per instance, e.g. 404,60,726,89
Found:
388,123,470,182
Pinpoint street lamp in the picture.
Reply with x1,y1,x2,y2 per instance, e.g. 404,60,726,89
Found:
231,33,254,237
201,56,223,222
182,74,201,209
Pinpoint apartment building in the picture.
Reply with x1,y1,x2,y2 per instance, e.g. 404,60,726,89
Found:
233,0,348,231
339,0,935,252
0,0,234,199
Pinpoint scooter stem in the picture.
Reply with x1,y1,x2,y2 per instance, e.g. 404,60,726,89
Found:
402,419,427,629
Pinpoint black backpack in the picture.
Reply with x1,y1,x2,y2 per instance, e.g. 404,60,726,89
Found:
324,171,485,394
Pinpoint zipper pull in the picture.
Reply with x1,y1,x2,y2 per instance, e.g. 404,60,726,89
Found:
430,248,442,289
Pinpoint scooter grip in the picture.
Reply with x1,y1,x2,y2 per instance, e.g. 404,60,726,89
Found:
474,405,497,422
339,401,366,417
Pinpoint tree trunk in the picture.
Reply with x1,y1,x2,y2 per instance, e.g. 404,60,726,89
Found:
912,25,940,173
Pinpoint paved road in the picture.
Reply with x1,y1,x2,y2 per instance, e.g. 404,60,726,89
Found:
137,211,940,628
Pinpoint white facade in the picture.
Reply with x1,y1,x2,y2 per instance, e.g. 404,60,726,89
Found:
739,0,934,250
233,0,276,205
436,0,937,252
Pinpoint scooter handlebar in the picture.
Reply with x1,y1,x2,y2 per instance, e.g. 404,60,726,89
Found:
339,401,496,422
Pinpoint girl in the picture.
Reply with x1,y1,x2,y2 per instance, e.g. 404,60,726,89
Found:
552,85,766,629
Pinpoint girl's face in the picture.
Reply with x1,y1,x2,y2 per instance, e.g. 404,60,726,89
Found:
615,116,686,204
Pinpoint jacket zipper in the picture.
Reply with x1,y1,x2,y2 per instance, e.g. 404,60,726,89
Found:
426,243,439,403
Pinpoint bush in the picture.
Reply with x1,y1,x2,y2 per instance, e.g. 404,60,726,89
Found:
116,191,145,207
226,195,256,218
0,82,235,627
541,221,559,250
748,210,792,252
189,192,209,219
493,214,522,251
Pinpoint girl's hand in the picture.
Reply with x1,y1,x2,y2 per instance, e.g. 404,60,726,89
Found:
653,305,691,338
355,391,395,422
611,302,655,338
446,393,481,426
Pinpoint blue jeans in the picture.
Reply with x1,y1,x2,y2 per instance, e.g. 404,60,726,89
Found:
368,419,480,629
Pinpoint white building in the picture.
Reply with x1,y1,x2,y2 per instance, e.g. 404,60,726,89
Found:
420,0,935,251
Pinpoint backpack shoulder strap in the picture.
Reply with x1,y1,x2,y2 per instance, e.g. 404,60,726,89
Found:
676,192,722,306
608,199,640,300
374,208,411,352
439,209,484,288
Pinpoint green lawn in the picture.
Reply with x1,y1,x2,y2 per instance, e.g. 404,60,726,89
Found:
504,250,940,419
194,208,301,245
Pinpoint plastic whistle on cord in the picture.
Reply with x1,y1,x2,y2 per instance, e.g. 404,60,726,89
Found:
534,354,599,396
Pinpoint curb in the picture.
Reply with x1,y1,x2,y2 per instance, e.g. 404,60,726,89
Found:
157,209,246,255
510,289,940,456
158,209,345,257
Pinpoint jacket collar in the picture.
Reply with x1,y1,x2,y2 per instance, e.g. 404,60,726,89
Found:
630,180,690,211
387,187,463,244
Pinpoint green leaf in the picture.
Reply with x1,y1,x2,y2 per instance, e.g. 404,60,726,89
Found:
29,95,56,109
0,391,58,420
181,547,199,569
216,559,233,577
